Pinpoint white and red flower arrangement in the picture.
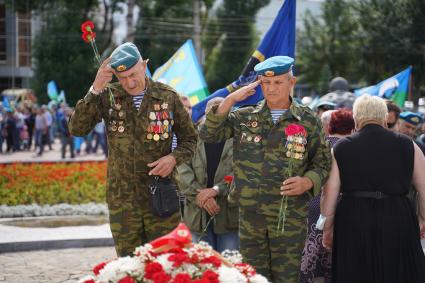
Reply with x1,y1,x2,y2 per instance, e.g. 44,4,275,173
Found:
277,123,308,233
79,223,269,283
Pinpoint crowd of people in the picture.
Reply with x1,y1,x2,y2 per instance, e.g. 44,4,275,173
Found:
0,103,108,159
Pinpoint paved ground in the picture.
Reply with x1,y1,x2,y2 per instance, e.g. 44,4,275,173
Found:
0,247,116,283
0,138,106,164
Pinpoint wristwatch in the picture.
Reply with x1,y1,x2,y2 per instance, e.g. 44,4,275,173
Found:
212,185,220,193
315,214,327,230
89,85,100,95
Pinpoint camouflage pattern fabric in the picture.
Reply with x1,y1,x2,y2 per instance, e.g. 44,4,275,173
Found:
199,99,331,282
69,79,197,256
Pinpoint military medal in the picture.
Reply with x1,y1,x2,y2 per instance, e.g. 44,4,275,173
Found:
118,111,124,118
153,134,160,141
163,132,169,139
149,112,156,120
154,104,161,111
251,121,258,128
254,135,261,143
161,103,168,110
247,136,253,142
163,120,169,126
115,103,122,110
118,126,124,133
111,125,117,132
147,133,153,140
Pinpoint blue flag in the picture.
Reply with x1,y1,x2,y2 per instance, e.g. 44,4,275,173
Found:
191,0,296,122
354,67,411,107
47,80,59,101
153,40,209,106
2,95,12,112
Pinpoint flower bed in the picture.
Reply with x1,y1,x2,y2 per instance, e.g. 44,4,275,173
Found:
0,162,107,206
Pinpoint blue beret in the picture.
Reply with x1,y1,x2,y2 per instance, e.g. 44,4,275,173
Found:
316,100,336,110
254,56,294,77
400,111,424,125
110,42,141,72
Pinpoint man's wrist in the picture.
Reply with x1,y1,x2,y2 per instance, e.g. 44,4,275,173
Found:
89,85,100,95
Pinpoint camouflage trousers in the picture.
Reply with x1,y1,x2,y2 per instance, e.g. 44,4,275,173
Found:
107,187,180,257
240,209,307,283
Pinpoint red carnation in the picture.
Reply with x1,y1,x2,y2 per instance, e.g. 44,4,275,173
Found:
285,123,306,137
145,262,164,280
235,263,256,277
81,20,94,33
172,273,192,283
93,261,107,275
82,280,95,283
192,279,208,283
168,252,190,267
118,276,136,283
82,31,96,43
152,271,172,283
201,270,219,283
223,175,233,185
200,256,222,268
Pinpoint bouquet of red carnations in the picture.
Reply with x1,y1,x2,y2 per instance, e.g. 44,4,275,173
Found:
79,223,269,283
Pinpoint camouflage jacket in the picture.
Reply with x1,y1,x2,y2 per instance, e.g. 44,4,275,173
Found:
176,138,238,234
68,79,197,199
199,99,331,218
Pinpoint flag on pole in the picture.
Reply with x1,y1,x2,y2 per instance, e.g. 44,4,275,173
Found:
191,0,296,122
2,95,12,112
58,90,66,104
153,39,209,106
354,67,412,107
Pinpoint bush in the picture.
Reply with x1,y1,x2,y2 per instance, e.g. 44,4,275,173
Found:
0,162,107,205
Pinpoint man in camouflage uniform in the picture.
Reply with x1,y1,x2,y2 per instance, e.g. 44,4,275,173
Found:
199,56,331,282
69,42,197,257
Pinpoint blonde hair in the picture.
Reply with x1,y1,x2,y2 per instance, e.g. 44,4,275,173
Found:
353,94,388,129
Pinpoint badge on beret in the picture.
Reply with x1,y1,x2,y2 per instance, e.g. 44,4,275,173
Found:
265,70,275,77
412,117,420,123
116,65,126,72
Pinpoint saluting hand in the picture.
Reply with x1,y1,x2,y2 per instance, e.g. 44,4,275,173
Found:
147,154,177,177
227,80,261,104
280,176,313,196
92,57,113,93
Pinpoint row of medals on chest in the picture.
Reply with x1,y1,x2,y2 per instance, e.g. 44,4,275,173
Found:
147,103,173,142
108,102,174,140
241,118,307,160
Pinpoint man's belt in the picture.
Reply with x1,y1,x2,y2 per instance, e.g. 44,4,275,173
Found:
343,191,405,200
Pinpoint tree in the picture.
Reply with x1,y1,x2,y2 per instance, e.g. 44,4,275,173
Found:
29,0,124,106
297,0,361,95
202,0,269,92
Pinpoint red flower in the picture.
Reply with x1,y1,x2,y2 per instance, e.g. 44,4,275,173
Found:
223,175,233,185
235,263,256,277
93,261,107,275
82,31,96,43
152,271,172,283
168,252,190,267
172,273,192,283
118,276,136,283
284,123,306,137
201,270,219,283
192,279,208,283
82,280,95,283
200,256,221,268
145,262,164,280
81,20,94,33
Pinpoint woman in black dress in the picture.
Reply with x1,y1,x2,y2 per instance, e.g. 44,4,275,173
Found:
320,95,425,283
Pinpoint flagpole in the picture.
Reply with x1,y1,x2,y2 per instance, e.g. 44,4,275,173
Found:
408,66,413,103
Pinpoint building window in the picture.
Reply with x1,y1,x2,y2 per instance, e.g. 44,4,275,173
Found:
17,11,31,67
0,4,6,62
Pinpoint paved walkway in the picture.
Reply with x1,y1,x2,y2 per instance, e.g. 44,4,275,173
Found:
0,247,116,283
0,138,106,164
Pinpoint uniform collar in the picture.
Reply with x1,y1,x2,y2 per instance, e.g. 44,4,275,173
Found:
252,97,303,121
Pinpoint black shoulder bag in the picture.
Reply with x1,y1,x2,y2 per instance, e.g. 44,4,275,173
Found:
148,176,180,218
